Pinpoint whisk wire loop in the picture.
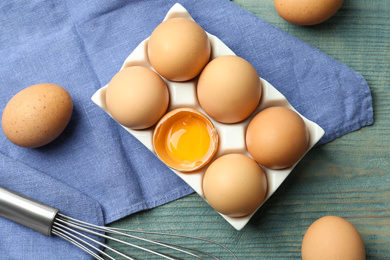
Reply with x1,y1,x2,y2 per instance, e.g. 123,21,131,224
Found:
55,214,175,259
52,229,109,260
0,186,238,260
58,213,238,260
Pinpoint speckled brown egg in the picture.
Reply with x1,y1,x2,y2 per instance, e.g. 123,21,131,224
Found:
1,83,73,148
147,17,211,82
246,106,309,169
274,0,344,26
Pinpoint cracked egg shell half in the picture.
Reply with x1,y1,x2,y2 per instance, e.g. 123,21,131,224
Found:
153,108,218,172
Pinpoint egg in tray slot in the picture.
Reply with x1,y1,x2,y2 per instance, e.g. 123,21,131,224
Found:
91,3,324,230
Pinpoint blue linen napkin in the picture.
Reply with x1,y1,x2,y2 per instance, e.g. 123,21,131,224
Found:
0,158,105,259
0,0,373,259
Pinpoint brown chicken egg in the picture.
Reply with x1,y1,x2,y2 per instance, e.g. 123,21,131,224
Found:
202,153,267,218
302,216,366,260
1,83,73,148
197,55,261,124
246,106,309,169
153,108,218,172
105,66,169,130
274,0,344,26
147,17,211,82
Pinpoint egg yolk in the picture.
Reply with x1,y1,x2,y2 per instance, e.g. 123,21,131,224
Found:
165,115,211,167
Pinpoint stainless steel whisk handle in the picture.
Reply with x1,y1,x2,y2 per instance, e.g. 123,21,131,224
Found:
0,186,59,236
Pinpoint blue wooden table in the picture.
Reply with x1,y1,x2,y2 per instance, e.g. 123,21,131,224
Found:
109,1,390,259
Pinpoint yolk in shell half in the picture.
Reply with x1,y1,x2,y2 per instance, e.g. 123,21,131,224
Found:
153,108,218,172
165,114,210,168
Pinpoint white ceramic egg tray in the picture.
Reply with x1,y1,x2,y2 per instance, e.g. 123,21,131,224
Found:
91,3,325,230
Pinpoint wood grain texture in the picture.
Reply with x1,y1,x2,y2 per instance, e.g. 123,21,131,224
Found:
107,0,390,259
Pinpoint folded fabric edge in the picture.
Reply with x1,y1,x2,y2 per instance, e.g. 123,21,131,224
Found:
105,185,194,224
317,69,374,145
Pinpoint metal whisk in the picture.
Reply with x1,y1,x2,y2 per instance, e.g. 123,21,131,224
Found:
0,186,237,260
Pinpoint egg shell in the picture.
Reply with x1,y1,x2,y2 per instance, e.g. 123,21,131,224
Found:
274,0,344,26
105,66,169,130
246,106,309,169
202,153,267,218
302,216,366,260
197,55,262,124
148,17,211,82
153,108,218,172
1,83,73,148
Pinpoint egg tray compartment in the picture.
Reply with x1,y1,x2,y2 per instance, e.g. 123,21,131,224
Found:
91,3,325,231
